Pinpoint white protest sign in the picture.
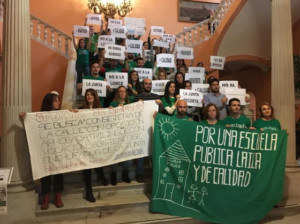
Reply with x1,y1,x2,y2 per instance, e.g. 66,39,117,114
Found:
108,18,123,29
105,72,128,89
86,14,102,25
223,88,246,105
219,80,239,88
125,17,146,36
151,80,169,96
144,50,155,61
162,34,176,44
188,67,205,75
177,47,194,60
82,79,107,97
192,84,209,94
153,39,169,49
104,44,125,60
111,26,127,38
126,39,143,54
23,101,158,180
135,27,146,36
151,26,164,36
134,68,153,82
210,56,226,70
156,54,175,68
180,89,203,107
185,73,205,84
97,35,116,48
73,25,89,38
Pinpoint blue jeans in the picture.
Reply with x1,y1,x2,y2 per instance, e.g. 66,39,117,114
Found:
76,64,90,83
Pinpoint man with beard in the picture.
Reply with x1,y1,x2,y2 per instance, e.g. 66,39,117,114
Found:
203,78,227,120
173,99,193,121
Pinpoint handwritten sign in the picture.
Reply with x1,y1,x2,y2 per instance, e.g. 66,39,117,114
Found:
219,80,239,88
162,34,176,44
177,47,194,60
185,73,205,84
126,39,143,54
73,25,89,38
210,56,225,70
151,80,169,96
104,44,125,60
144,50,155,61
23,101,158,180
125,17,146,36
153,39,169,49
97,35,115,48
188,67,205,75
108,18,123,29
105,72,128,89
111,26,127,38
151,26,164,36
223,88,246,105
156,54,175,68
82,79,107,97
180,89,203,107
86,14,102,25
134,68,153,82
192,84,209,94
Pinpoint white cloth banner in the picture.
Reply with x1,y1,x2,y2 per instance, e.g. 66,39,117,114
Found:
192,84,209,94
108,18,123,29
151,80,169,96
162,34,176,44
210,56,226,70
185,73,205,84
105,72,128,89
156,54,175,68
86,14,102,25
111,26,127,38
104,44,125,60
134,68,153,82
177,47,194,59
73,25,90,38
151,26,164,36
223,88,246,105
126,39,143,54
24,101,158,180
97,35,116,48
180,89,203,107
82,79,107,97
153,39,169,48
188,67,205,75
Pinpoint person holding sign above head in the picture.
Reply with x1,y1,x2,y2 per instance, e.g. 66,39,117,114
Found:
85,25,100,64
161,81,180,115
128,70,142,103
172,99,193,121
72,33,90,84
252,102,281,131
80,89,109,202
109,86,132,185
201,103,222,125
203,78,227,120
223,98,251,129
19,92,64,210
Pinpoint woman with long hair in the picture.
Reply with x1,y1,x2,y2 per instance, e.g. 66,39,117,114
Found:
128,70,142,103
201,103,222,125
109,86,131,185
81,89,108,202
253,102,281,131
174,71,185,94
161,81,180,115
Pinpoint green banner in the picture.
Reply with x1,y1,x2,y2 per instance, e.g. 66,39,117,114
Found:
151,113,287,224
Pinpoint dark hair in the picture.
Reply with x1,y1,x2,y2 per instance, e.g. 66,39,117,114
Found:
91,61,100,68
203,103,220,120
176,59,186,66
228,98,240,107
143,41,149,49
137,57,144,62
114,86,129,104
164,81,176,105
41,93,59,111
197,62,204,67
174,71,185,94
128,70,142,94
78,39,86,49
183,80,192,88
259,102,274,119
158,70,167,79
208,77,219,86
82,88,101,109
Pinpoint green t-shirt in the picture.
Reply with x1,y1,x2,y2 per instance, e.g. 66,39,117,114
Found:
172,114,190,121
253,118,281,131
200,120,223,126
76,48,89,66
162,97,176,108
109,101,127,108
128,61,137,72
83,75,104,81
105,64,124,73
222,114,251,129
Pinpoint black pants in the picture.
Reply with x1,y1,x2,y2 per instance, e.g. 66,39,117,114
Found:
40,174,63,195
83,167,104,189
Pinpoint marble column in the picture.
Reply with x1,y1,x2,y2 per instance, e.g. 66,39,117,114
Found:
271,0,300,205
1,0,33,191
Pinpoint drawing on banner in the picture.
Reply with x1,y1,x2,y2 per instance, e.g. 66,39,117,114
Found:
154,140,191,205
157,117,180,140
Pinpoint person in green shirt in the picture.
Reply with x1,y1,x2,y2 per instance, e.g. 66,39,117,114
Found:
253,102,281,131
162,81,180,116
223,98,251,129
200,103,223,125
172,99,193,121
108,86,132,185
128,70,143,103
